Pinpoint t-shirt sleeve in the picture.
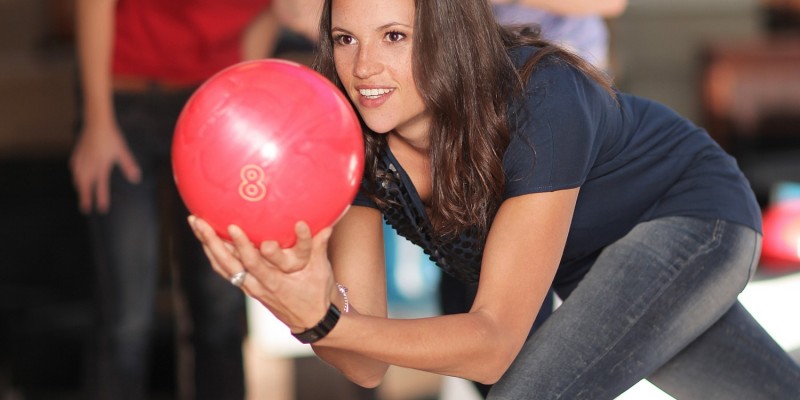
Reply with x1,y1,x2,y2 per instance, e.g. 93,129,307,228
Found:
503,57,614,198
352,187,379,209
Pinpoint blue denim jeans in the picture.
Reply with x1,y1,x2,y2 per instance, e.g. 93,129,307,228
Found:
85,89,246,400
488,217,800,400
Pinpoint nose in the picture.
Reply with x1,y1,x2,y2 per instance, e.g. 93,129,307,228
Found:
353,46,382,79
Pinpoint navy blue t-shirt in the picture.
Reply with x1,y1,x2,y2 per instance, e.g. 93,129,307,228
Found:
354,46,761,286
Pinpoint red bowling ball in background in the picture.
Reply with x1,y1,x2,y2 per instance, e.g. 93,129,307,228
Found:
760,199,800,271
172,59,364,247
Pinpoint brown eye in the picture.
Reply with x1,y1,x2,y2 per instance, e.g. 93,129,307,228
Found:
333,34,356,46
385,31,406,42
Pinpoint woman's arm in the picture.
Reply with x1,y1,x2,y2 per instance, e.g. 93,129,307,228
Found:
311,205,391,387
70,0,141,214
191,187,577,385
492,0,628,17
316,188,579,384
190,205,392,387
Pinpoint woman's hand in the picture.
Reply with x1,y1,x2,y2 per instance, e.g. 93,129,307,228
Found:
69,122,141,214
189,216,337,332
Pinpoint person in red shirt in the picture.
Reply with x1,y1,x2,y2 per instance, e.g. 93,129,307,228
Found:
69,1,317,398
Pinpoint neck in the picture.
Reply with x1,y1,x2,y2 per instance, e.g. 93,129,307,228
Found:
386,131,433,205
388,130,429,156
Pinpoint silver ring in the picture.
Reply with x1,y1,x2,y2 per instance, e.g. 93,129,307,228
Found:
229,271,247,287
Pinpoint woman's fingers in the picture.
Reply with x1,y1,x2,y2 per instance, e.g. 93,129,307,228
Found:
189,216,247,281
188,215,333,289
259,221,316,273
292,221,314,260
227,224,263,267
188,215,337,331
311,227,334,261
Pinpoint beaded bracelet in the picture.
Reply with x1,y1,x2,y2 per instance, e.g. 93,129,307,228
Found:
336,283,349,313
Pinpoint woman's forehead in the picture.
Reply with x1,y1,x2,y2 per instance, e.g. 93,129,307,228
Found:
331,0,415,26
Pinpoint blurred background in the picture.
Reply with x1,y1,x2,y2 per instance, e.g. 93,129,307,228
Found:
1,0,798,399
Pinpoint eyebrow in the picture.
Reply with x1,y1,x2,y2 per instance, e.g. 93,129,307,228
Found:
377,22,412,30
331,22,412,33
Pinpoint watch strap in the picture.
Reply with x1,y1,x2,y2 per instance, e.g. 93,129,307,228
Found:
291,303,341,344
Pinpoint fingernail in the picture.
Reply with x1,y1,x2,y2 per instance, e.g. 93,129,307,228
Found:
296,222,310,234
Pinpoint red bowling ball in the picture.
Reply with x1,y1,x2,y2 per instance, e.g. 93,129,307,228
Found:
172,59,364,247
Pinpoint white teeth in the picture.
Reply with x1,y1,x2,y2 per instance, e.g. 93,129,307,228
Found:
359,88,394,99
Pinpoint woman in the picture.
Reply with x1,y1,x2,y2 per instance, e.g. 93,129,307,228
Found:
189,0,800,398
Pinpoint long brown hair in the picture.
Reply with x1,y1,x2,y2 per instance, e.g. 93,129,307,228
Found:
313,0,612,240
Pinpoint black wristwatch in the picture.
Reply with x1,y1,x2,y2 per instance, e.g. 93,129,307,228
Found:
291,304,341,344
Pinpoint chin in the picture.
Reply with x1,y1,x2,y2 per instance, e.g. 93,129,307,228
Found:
363,121,394,135
369,128,392,135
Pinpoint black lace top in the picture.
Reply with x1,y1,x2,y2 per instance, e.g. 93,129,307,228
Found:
353,145,485,284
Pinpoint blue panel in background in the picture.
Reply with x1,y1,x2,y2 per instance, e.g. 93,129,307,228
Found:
383,222,442,318
772,181,800,204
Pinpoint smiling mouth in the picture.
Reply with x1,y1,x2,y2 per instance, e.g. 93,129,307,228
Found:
359,88,394,99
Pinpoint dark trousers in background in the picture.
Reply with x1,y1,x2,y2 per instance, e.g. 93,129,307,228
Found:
83,88,247,400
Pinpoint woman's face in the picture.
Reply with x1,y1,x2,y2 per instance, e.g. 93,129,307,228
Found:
331,0,430,144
